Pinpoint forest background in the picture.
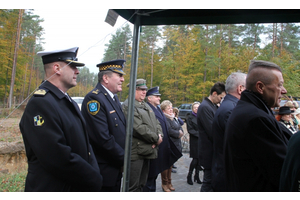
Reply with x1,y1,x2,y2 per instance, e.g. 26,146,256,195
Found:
2,9,300,109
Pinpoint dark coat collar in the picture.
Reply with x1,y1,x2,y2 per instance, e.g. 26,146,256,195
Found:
40,80,66,100
39,80,87,128
240,90,273,116
223,93,239,104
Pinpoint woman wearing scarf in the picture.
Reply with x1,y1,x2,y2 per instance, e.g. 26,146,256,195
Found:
160,100,183,191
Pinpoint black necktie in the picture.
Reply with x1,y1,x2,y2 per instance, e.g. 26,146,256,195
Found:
114,94,121,107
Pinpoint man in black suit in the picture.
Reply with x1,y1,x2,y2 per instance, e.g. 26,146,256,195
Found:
81,59,126,192
197,82,226,192
19,47,103,192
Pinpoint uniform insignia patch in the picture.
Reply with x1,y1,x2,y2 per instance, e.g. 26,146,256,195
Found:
34,89,47,96
34,115,44,126
92,89,99,94
88,100,100,115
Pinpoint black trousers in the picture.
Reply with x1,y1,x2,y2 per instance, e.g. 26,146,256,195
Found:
200,169,213,192
100,179,121,192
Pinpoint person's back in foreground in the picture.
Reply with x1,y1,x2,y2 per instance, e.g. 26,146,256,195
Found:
224,60,288,192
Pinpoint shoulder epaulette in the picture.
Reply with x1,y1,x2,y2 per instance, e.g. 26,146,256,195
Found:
34,89,48,96
92,89,100,95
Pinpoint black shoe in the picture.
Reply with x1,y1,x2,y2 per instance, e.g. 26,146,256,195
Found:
171,169,177,173
194,175,202,184
172,165,177,169
187,173,193,185
194,170,202,184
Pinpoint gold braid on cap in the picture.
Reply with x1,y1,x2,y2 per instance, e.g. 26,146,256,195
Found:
99,64,122,71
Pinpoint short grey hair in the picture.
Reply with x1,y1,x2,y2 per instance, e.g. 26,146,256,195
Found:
98,70,113,83
225,72,247,93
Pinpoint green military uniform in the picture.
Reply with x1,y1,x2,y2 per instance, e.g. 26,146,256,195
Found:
122,79,163,192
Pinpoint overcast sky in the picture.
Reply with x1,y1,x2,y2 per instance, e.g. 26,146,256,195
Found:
32,8,131,74
5,1,294,75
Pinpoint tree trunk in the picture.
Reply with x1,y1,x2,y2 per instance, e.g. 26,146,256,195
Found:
21,63,28,102
272,23,277,58
150,40,154,88
218,24,222,79
203,25,208,100
280,23,284,56
8,9,24,108
27,43,36,100
253,24,258,56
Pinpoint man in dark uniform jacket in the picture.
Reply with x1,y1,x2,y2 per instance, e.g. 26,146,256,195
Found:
224,60,288,191
81,59,126,192
19,47,103,192
143,87,182,192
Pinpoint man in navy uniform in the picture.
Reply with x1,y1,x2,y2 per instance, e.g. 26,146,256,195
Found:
143,87,182,192
81,59,126,192
19,47,103,192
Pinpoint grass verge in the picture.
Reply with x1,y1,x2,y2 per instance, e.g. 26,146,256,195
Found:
0,171,26,192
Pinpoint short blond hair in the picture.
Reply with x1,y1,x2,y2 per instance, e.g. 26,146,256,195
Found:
160,100,172,111
284,101,295,108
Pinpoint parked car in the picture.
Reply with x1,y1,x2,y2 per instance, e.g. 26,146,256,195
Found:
177,103,193,121
71,97,84,110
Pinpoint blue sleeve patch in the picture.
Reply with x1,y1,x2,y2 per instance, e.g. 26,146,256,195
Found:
87,100,100,115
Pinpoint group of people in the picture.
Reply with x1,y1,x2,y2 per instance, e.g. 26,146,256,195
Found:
19,47,300,192
183,60,300,192
19,47,184,192
275,100,300,135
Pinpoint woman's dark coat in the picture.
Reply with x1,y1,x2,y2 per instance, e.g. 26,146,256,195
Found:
146,103,182,178
185,112,199,158
165,116,183,153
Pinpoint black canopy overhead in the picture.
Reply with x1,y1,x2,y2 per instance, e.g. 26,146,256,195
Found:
113,9,300,25
112,9,300,192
